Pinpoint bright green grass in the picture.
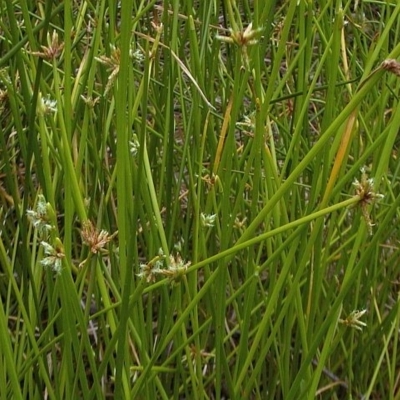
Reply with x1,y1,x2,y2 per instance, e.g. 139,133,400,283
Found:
1,1,400,399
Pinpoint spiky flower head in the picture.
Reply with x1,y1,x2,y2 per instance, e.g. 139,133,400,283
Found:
26,195,53,235
40,240,64,274
30,31,64,61
339,309,367,331
353,167,384,235
81,220,114,254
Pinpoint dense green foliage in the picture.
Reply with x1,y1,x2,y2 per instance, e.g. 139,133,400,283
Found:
1,0,400,398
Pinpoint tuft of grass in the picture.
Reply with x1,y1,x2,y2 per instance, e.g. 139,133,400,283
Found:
1,1,400,399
